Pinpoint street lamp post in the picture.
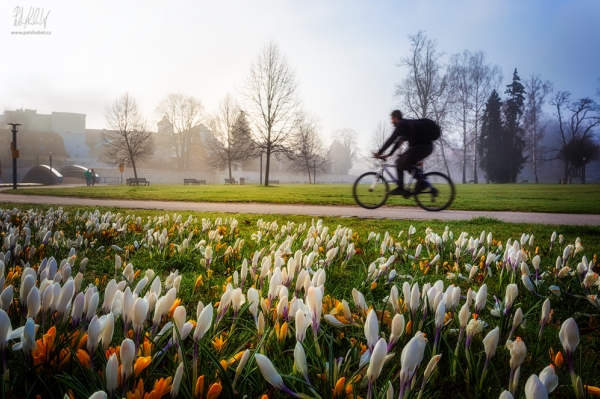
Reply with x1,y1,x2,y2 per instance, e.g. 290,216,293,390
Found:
49,152,53,184
7,123,21,190
583,157,586,184
260,152,263,186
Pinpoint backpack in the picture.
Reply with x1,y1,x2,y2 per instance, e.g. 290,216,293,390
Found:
414,118,441,142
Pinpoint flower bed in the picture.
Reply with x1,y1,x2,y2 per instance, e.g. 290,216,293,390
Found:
0,207,598,398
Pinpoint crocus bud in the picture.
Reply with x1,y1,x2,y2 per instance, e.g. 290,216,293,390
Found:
558,317,579,355
26,287,41,320
171,362,184,398
459,303,470,329
483,327,500,360
194,303,213,340
132,298,149,336
367,338,388,383
504,284,518,312
106,353,119,394
540,299,551,326
364,308,379,352
423,354,442,381
294,341,308,378
120,338,135,382
475,284,487,314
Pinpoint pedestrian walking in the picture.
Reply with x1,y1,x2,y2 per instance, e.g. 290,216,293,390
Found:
84,169,92,186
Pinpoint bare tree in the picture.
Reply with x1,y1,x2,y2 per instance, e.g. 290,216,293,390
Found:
103,93,154,184
523,74,553,183
395,31,454,176
447,50,501,183
550,92,600,181
466,52,501,183
366,121,391,168
395,31,445,119
286,113,329,183
242,41,300,186
447,51,474,184
205,94,254,181
155,93,205,171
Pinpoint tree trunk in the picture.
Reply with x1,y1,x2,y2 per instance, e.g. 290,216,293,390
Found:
264,147,271,186
305,158,312,184
439,137,451,178
462,116,467,184
462,138,467,184
228,157,232,181
473,123,478,183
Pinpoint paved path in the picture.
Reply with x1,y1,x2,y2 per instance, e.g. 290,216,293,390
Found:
0,191,598,226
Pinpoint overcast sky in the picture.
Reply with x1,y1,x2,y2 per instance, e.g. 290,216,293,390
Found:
3,0,600,148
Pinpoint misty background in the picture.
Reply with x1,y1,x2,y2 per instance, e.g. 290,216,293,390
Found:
2,0,600,184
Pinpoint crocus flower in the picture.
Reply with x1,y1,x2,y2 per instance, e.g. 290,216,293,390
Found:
88,392,107,399
539,299,551,337
474,284,487,314
106,353,119,394
294,342,309,383
538,365,558,393
255,354,300,397
559,318,579,357
366,338,388,399
524,374,548,399
398,332,427,398
132,297,149,338
504,284,518,315
233,349,250,389
26,287,41,320
506,337,527,395
306,286,322,339
388,313,405,351
171,362,184,399
499,390,514,399
507,308,524,342
364,308,379,352
120,338,135,385
194,303,213,341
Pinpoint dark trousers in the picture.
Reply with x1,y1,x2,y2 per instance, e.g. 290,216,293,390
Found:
396,143,433,187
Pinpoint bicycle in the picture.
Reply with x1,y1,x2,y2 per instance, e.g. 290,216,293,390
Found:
352,156,455,211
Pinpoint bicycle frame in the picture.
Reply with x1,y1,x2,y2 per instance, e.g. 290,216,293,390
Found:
371,160,429,193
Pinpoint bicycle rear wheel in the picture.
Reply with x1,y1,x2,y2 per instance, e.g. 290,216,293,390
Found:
353,172,389,209
414,172,455,211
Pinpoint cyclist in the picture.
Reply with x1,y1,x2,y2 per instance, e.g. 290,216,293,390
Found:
374,110,435,196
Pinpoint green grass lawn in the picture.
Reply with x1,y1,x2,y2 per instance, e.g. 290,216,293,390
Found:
6,182,600,214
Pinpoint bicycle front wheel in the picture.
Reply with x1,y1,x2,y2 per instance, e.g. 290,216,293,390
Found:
353,172,389,209
414,172,455,211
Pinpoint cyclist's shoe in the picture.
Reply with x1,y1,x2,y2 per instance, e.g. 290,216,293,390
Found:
388,187,411,197
431,187,439,198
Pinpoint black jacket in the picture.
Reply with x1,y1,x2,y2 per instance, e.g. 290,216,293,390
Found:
378,119,431,154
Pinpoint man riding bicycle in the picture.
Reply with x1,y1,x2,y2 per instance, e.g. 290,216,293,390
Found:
374,110,437,196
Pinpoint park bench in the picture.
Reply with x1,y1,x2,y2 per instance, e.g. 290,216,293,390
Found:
520,180,529,183
129,178,149,186
183,178,206,185
268,180,280,185
224,178,238,185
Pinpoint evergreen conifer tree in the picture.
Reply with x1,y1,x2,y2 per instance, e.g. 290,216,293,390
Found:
478,90,504,182
503,69,528,183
